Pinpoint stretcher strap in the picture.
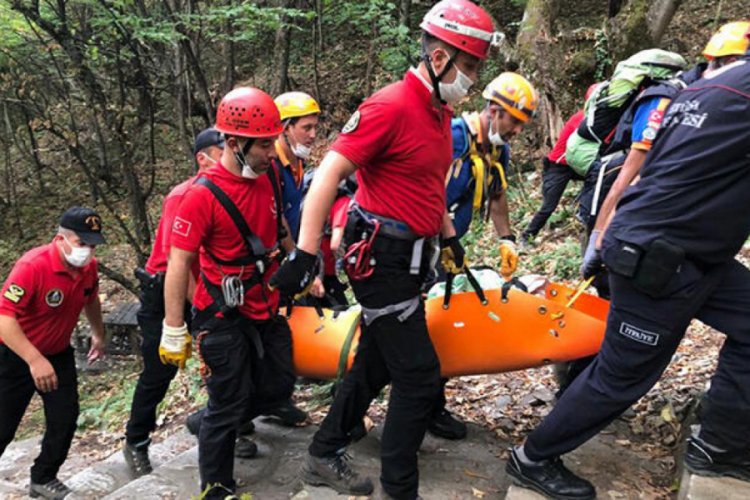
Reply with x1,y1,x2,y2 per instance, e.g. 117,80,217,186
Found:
335,310,363,385
501,277,528,302
361,296,421,327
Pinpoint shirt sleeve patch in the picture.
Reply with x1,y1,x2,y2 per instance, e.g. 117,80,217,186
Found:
3,284,25,304
342,110,361,134
172,217,192,237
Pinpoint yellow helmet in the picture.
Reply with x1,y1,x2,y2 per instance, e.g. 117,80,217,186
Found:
274,91,320,121
482,72,538,123
703,21,750,60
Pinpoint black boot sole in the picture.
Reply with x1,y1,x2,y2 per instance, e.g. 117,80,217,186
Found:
685,460,750,482
506,462,596,500
300,467,374,496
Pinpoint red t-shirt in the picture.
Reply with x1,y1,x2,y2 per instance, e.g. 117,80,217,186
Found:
170,164,280,319
146,177,196,275
547,110,585,165
332,70,453,237
0,243,99,355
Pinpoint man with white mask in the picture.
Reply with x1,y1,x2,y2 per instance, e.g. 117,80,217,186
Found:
273,91,321,240
269,1,500,498
0,206,107,499
434,72,537,440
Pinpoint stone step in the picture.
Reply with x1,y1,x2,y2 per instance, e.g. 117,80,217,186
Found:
105,419,509,499
505,484,545,499
65,430,195,499
678,469,750,500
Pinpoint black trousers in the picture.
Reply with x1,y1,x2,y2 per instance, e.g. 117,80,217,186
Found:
523,158,585,238
125,284,179,445
0,346,79,484
525,258,750,460
194,315,293,498
310,250,441,500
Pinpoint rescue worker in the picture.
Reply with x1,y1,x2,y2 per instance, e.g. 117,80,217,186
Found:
507,33,750,499
160,87,290,499
270,1,500,497
433,72,538,440
0,207,107,499
274,91,321,239
582,23,750,279
122,128,224,477
521,83,598,244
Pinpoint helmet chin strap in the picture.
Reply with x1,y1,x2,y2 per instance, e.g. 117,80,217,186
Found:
421,40,459,104
233,136,256,173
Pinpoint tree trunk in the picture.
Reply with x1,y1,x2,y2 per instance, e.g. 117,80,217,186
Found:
274,0,293,95
399,0,411,29
608,0,682,62
515,0,563,147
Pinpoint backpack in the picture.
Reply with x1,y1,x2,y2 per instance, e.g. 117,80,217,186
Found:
565,49,686,176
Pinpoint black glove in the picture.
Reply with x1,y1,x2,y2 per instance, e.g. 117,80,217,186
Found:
269,248,319,297
440,236,466,274
581,230,603,279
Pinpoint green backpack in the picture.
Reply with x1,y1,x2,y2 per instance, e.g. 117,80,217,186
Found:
565,49,687,176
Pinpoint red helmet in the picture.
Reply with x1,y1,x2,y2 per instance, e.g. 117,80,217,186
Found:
419,0,498,60
214,87,283,138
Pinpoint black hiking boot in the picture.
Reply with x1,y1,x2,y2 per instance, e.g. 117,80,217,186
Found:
506,446,595,500
301,452,374,495
29,478,72,499
186,409,204,436
265,399,307,426
123,439,153,478
234,436,259,459
684,436,750,481
428,409,467,440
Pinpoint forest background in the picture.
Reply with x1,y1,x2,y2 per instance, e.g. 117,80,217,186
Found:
0,2,747,495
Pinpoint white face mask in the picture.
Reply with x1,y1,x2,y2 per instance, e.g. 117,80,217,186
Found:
438,66,474,104
291,142,312,160
234,139,261,179
488,125,505,147
62,235,93,268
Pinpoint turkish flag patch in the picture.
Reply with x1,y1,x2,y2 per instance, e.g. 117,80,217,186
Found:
173,217,192,237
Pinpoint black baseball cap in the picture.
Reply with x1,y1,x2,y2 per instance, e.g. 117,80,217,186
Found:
60,206,106,245
193,127,225,155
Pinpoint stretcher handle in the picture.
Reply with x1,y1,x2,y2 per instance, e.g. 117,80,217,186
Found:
501,277,528,302
464,267,488,305
442,272,455,310
565,277,595,309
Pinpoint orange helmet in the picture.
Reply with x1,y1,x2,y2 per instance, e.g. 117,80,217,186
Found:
483,72,539,123
419,0,499,60
703,21,750,60
215,87,283,138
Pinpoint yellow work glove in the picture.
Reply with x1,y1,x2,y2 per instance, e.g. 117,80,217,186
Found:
159,320,192,369
440,236,466,274
499,237,518,280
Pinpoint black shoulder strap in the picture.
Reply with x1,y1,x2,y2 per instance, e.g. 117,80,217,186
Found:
195,176,268,256
266,165,287,241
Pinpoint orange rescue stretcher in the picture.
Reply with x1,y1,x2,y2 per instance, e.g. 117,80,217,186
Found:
287,274,610,380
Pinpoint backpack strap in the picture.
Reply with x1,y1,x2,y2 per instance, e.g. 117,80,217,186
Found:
195,176,271,261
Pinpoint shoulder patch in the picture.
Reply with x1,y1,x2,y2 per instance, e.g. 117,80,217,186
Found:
642,127,657,141
3,284,25,304
45,288,64,307
342,111,361,134
172,217,192,237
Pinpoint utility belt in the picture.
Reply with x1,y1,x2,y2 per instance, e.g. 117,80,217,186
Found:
605,237,686,298
343,204,439,279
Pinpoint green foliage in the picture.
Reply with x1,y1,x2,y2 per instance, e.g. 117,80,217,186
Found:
594,29,612,80
524,236,582,281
